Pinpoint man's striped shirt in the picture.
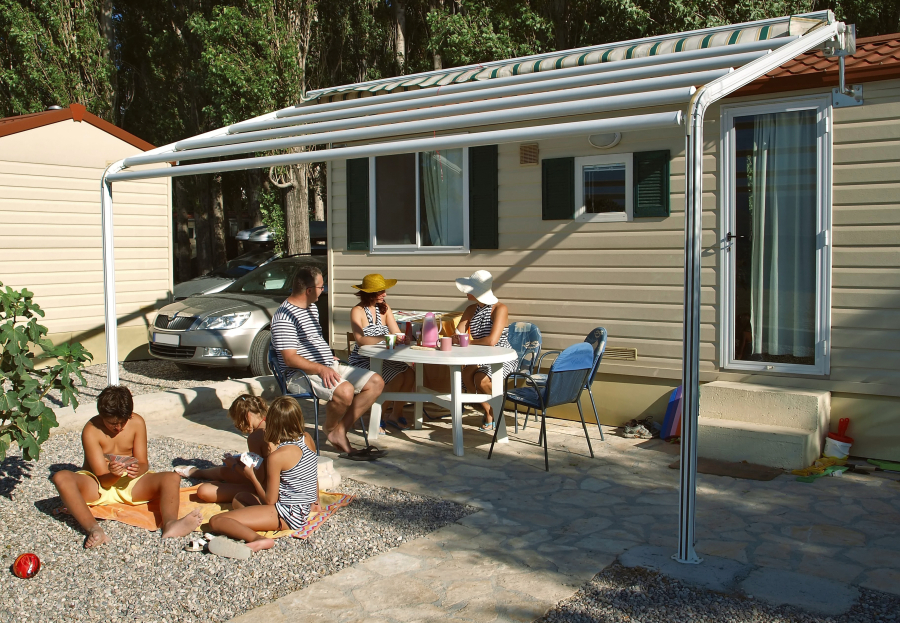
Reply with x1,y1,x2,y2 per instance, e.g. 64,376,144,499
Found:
270,301,332,378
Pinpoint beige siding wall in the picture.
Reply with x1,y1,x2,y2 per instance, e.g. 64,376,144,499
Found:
0,119,172,364
328,79,900,460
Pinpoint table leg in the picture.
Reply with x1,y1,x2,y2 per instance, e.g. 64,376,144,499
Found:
450,365,464,457
489,362,509,445
414,363,424,430
368,358,384,441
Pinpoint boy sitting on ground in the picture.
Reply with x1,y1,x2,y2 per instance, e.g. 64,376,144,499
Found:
52,385,203,548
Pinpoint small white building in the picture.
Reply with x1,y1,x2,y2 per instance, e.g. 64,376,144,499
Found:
0,104,172,365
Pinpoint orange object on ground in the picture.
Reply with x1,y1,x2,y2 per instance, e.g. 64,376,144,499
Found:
61,485,353,539
828,417,854,444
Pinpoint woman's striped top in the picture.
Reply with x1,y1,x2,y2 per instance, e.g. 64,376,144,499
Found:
347,306,408,384
470,304,516,380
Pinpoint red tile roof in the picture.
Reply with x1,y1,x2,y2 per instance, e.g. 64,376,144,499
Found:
0,103,154,151
735,33,900,97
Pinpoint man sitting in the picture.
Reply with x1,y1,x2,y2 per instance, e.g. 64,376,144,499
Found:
51,385,203,548
271,266,385,460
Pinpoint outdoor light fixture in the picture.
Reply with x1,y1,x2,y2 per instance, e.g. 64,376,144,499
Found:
588,132,622,149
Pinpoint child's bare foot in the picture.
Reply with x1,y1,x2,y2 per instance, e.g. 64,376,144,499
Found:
161,508,203,539
246,538,275,553
85,527,111,548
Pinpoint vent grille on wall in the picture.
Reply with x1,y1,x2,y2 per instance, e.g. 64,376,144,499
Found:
519,143,539,166
604,347,638,361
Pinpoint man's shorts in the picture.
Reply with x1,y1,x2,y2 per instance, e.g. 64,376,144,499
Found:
76,471,152,506
286,361,377,402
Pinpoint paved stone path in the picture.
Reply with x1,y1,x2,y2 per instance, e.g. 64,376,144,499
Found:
213,406,900,622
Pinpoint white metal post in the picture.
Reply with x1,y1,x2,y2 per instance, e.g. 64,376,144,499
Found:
101,161,125,386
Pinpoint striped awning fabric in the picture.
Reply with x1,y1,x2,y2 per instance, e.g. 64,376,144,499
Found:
305,13,828,104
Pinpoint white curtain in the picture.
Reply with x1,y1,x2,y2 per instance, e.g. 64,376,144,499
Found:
420,149,464,246
749,110,817,359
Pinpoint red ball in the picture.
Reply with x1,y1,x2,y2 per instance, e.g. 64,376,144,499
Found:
13,553,41,579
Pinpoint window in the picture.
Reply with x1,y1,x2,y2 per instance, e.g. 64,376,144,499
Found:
370,148,468,252
574,154,633,222
721,97,831,375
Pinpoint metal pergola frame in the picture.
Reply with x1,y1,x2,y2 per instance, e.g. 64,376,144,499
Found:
98,13,853,564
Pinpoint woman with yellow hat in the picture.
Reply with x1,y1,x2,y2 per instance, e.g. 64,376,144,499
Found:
347,274,415,430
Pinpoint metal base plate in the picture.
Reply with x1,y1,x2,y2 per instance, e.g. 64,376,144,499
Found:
833,85,863,108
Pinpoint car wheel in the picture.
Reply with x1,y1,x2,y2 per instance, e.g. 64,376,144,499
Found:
248,329,272,377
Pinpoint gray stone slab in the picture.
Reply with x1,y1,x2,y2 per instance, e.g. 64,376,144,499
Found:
618,545,749,593
740,568,860,616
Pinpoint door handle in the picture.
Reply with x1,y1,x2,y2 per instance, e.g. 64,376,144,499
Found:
725,232,747,242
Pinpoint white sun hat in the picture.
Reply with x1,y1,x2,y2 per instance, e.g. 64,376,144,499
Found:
455,270,499,305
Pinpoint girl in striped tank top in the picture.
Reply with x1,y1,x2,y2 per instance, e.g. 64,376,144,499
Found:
349,274,415,430
208,397,318,552
455,270,515,432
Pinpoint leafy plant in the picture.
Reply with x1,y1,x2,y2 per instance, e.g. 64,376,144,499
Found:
0,281,91,461
259,186,287,255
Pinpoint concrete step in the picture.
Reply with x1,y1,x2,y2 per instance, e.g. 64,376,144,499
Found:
700,381,829,432
698,416,820,471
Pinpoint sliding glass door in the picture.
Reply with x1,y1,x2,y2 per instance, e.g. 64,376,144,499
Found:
721,98,831,375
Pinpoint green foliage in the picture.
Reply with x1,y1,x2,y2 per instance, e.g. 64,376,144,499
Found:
0,282,91,461
0,0,116,118
259,187,287,254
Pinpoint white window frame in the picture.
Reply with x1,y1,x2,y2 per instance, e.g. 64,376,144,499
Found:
368,148,470,254
574,153,633,223
719,95,832,376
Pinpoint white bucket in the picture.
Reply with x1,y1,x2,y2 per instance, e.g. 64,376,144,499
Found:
823,436,852,460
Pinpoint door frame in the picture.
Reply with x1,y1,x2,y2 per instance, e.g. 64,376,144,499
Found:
718,94,833,376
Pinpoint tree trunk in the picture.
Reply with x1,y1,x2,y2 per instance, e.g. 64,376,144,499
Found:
552,0,569,51
99,0,117,122
312,166,325,221
431,0,443,70
393,0,407,70
284,162,310,255
194,176,213,276
247,170,263,227
173,179,192,283
210,174,228,265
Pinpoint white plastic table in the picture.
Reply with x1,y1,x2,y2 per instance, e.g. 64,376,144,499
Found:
358,344,518,457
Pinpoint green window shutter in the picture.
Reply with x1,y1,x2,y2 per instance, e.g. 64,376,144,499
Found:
345,157,369,250
542,157,575,220
633,150,670,218
469,145,499,249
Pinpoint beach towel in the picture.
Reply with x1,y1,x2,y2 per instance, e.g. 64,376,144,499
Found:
60,486,353,539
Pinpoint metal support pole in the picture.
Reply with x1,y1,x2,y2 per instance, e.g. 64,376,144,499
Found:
676,105,705,565
101,161,125,386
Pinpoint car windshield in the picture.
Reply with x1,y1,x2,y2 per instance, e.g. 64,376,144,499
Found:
224,258,326,295
208,250,276,279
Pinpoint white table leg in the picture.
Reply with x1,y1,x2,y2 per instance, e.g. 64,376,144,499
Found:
489,362,509,445
368,358,384,441
450,365,464,456
414,363,424,430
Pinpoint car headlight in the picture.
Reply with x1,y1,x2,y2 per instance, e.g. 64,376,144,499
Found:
197,312,251,330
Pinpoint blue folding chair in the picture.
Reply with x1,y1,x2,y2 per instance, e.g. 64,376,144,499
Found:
529,327,608,441
489,342,595,471
505,322,542,433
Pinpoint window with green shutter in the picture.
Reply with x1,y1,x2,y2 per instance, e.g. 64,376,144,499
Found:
633,150,670,218
346,157,369,250
469,145,498,249
542,157,575,220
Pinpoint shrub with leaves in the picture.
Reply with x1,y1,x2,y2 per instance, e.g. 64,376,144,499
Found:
0,281,91,460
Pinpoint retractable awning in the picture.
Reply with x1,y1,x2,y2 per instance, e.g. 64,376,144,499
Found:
99,10,855,566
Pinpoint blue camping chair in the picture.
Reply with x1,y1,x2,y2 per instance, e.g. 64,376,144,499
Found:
505,322,542,433
489,342,595,471
529,327,608,441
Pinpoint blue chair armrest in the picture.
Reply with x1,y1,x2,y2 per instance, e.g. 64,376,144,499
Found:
280,367,320,400
537,350,562,372
504,372,546,411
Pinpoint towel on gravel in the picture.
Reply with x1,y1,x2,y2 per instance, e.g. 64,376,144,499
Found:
61,485,353,539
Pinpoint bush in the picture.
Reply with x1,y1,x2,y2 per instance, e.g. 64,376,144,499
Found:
0,281,92,460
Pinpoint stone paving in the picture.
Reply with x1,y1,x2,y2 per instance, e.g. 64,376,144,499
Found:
214,406,900,623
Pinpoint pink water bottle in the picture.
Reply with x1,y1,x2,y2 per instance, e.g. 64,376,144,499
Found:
422,312,439,348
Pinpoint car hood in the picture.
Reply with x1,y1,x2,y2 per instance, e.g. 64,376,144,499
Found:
173,277,233,300
159,293,282,319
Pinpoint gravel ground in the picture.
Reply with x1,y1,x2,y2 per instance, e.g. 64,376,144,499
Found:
0,433,476,623
538,563,900,623
46,360,246,408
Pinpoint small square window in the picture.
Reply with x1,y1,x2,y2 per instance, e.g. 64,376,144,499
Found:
574,154,633,222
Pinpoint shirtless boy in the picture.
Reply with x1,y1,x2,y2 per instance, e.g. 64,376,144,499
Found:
51,385,203,548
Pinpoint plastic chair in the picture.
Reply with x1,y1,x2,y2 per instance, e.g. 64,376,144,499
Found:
489,342,595,471
268,346,323,454
529,327,608,441
505,322,542,433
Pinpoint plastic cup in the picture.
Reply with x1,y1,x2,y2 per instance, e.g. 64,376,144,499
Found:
440,336,453,351
457,334,470,347
385,334,397,350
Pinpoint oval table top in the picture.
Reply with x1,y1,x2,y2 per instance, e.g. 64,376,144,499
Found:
358,343,517,366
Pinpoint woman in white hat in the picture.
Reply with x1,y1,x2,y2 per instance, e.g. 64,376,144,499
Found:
455,270,516,431
347,274,415,430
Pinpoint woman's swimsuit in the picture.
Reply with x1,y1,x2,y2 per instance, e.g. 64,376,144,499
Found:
469,303,516,380
347,306,409,384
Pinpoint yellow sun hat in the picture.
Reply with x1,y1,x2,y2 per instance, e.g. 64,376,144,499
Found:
351,273,398,293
